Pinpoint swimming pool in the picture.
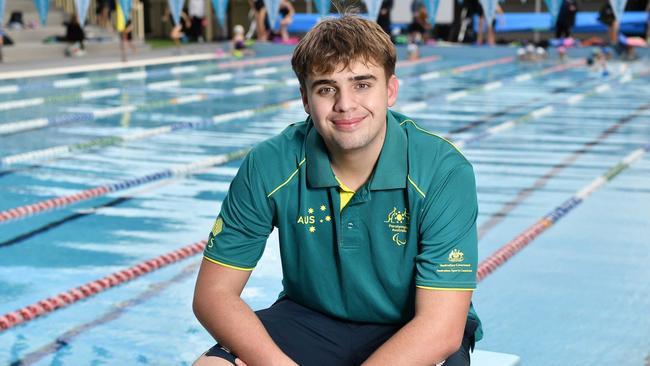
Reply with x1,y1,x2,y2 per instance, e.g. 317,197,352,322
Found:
1,45,649,365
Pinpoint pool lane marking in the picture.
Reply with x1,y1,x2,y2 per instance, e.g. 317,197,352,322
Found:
0,239,207,332
477,100,650,240
0,53,292,83
477,140,650,282
0,83,287,136
0,57,548,166
448,68,650,150
0,100,297,167
0,55,443,135
0,66,287,112
0,53,293,97
0,55,442,112
444,60,583,102
0,173,200,248
4,56,508,167
0,147,253,223
0,197,132,248
10,261,200,366
398,60,584,113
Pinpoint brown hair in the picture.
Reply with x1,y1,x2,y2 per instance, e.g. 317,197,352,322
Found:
291,15,396,89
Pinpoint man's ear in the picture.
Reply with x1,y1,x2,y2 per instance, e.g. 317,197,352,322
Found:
299,87,310,115
387,75,399,107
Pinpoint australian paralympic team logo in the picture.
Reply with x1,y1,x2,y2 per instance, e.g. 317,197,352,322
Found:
296,204,331,233
207,217,224,249
385,207,409,246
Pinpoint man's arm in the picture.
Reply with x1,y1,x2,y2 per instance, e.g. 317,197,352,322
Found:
362,288,472,366
193,259,297,366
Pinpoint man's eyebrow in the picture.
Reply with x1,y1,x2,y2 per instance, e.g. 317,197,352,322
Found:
351,74,377,82
310,74,378,89
310,79,337,89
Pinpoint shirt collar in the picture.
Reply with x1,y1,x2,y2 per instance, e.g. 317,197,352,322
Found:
305,111,408,190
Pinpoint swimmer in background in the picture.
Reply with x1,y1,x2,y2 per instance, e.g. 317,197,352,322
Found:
516,44,547,62
231,24,254,57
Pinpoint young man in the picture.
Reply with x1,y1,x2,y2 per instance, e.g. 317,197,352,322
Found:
193,15,482,366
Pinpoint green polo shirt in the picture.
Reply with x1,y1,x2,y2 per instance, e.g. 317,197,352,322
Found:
204,110,482,340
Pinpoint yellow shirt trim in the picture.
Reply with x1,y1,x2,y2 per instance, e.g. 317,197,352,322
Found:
400,119,466,158
267,158,306,197
204,256,254,271
407,175,426,198
335,176,355,211
416,285,474,291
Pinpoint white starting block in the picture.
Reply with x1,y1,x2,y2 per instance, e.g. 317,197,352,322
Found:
473,350,521,365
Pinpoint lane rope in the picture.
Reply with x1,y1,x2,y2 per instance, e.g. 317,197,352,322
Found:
477,140,650,282
477,99,650,240
0,240,207,331
0,148,252,223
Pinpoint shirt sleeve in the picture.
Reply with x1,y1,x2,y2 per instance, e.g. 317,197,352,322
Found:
203,150,274,270
415,163,478,290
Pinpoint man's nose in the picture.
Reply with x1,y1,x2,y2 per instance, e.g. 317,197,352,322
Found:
333,88,356,112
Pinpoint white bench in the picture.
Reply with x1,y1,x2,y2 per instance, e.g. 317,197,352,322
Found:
473,350,521,365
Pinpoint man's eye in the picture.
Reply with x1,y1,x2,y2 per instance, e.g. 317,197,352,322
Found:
318,87,336,95
356,83,371,89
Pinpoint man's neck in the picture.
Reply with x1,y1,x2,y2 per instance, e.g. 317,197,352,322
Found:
328,137,385,192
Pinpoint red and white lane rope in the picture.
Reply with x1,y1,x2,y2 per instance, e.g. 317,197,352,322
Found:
0,147,253,223
478,141,650,282
0,240,207,331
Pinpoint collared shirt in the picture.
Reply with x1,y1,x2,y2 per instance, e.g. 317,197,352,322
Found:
204,110,481,339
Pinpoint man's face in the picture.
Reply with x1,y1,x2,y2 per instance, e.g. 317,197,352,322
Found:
300,60,399,156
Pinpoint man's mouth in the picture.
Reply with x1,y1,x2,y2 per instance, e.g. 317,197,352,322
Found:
331,116,365,131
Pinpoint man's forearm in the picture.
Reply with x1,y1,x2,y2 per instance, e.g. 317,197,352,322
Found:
194,293,297,366
361,316,462,366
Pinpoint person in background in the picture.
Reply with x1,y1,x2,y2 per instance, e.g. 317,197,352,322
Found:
163,6,191,53
56,13,85,56
277,0,295,43
192,13,481,366
377,0,394,37
230,24,254,57
555,0,578,39
96,0,114,29
408,0,431,43
482,3,503,46
645,1,650,43
0,30,4,63
120,19,136,62
598,2,618,45
188,0,206,42
249,0,268,41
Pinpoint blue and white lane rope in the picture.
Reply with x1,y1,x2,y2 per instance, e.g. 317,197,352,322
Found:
478,140,650,281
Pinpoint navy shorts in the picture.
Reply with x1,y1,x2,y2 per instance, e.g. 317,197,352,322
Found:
205,298,477,366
